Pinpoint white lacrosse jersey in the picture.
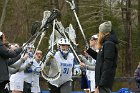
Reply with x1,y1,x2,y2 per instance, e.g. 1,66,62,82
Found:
24,58,33,83
24,58,41,92
49,51,74,87
10,71,24,91
86,58,96,80
86,58,96,92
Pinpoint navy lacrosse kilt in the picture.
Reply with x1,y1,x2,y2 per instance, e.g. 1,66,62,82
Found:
81,70,90,89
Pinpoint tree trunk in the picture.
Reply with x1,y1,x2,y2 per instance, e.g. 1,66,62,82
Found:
138,0,140,30
124,0,132,75
0,0,9,31
100,0,104,21
121,0,126,74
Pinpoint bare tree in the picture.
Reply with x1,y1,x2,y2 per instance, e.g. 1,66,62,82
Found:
123,0,132,75
99,0,104,21
138,0,140,30
0,0,9,31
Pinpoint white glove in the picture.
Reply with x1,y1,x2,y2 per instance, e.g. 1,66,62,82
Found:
34,66,41,72
46,51,54,57
34,66,41,75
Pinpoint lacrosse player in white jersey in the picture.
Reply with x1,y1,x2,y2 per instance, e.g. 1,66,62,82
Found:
9,43,30,93
80,34,98,93
23,50,43,93
47,38,74,93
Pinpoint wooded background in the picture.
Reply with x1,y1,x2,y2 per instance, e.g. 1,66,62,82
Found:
0,0,140,91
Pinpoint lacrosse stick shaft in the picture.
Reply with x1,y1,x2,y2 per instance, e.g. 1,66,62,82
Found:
69,44,81,63
33,30,46,59
66,0,89,48
73,10,89,48
31,30,47,67
52,20,56,52
41,41,57,63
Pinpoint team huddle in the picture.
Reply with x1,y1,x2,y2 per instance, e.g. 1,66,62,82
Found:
0,20,118,93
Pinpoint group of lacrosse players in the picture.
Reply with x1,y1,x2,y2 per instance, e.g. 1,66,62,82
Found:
43,21,118,93
0,32,43,93
0,31,78,93
0,20,118,93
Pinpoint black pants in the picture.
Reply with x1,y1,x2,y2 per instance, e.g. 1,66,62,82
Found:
0,81,9,93
99,87,111,93
23,82,31,93
136,82,140,88
48,81,72,93
48,83,61,93
49,81,72,93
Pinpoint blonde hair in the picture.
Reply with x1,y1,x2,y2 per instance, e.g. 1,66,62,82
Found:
96,32,110,49
137,62,140,68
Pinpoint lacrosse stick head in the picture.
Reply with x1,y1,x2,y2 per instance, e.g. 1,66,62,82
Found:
55,21,65,33
41,54,61,81
43,11,51,19
31,21,41,35
41,10,51,28
65,0,75,10
65,24,78,46
43,9,60,29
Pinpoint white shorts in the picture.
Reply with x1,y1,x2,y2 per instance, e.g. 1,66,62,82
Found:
31,86,40,92
10,81,24,91
90,80,95,92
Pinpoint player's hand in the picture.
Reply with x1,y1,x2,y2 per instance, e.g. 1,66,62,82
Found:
80,62,86,68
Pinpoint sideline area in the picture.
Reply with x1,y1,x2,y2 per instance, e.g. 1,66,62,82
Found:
40,91,118,93
41,92,85,93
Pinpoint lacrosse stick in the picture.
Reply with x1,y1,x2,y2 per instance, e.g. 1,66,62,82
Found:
51,19,56,52
33,31,46,58
22,9,60,48
48,20,63,49
65,0,89,48
48,29,62,49
32,9,60,62
41,11,62,81
65,24,78,46
31,21,41,36
41,54,61,81
41,36,61,81
41,10,51,28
